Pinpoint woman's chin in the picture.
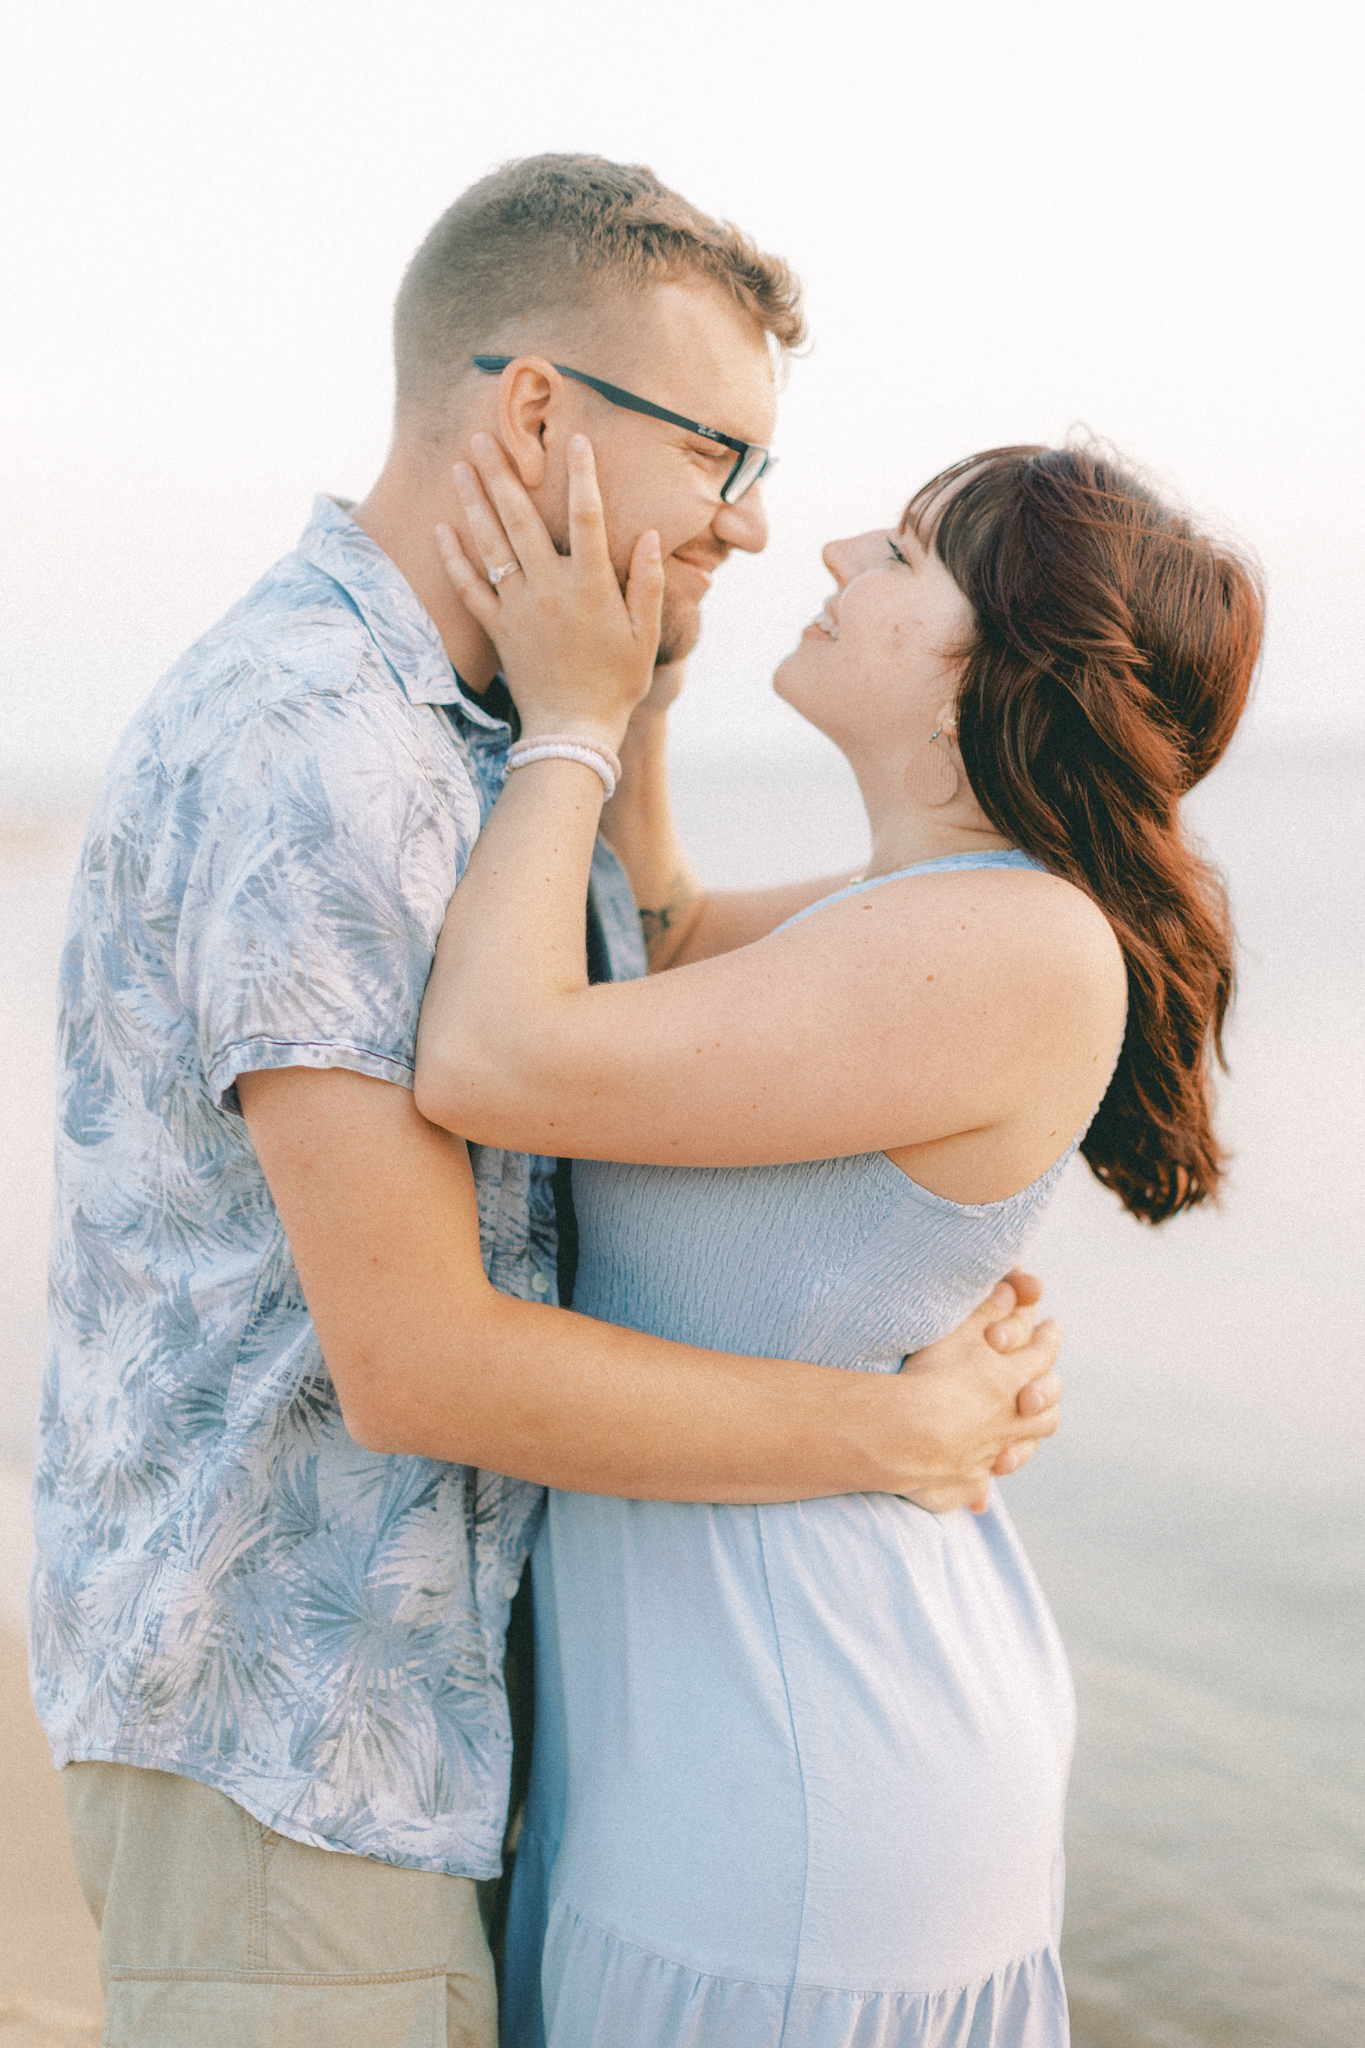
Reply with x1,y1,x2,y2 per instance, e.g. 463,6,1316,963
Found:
772,649,808,708
774,687,841,755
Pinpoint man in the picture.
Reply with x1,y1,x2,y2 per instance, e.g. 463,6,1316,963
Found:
31,156,1062,2046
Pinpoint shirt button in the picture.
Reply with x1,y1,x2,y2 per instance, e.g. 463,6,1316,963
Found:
530,1273,549,1295
501,1575,522,1601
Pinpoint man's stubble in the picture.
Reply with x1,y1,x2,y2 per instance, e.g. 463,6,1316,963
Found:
656,587,703,669
548,518,703,670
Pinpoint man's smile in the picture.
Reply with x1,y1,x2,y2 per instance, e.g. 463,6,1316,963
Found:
671,560,714,594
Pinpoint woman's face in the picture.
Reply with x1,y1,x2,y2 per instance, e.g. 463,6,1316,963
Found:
773,522,975,758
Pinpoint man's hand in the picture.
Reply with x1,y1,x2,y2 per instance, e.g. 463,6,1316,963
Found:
895,1271,1061,1515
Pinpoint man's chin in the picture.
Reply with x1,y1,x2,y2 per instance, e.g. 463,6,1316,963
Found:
657,596,703,669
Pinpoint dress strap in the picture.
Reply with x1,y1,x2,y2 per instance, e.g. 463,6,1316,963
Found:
776,849,1045,933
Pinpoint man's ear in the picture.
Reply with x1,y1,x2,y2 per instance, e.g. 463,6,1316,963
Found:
496,357,560,490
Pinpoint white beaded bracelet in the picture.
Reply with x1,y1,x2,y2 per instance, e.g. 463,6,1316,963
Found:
506,735,623,801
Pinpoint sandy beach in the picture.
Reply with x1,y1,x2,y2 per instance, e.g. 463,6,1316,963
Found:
0,1625,100,2043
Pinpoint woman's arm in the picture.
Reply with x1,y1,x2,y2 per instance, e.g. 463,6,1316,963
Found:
416,763,1112,1179
423,437,1125,1184
602,679,856,970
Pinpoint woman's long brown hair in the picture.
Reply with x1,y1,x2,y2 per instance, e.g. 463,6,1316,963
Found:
905,446,1263,1225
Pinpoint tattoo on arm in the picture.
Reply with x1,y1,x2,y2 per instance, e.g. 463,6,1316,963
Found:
637,871,702,966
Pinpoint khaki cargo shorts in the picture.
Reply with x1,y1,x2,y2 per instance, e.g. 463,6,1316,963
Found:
63,1761,498,2048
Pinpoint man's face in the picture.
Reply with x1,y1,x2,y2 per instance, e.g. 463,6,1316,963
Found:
531,282,778,664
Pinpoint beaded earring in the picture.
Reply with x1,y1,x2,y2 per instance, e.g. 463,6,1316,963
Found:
904,709,960,806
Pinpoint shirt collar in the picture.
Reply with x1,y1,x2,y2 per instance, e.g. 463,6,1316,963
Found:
295,494,510,734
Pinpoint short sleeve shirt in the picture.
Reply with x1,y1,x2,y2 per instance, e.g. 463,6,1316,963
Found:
29,496,647,1876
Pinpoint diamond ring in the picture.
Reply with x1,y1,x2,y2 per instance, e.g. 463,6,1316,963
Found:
488,561,521,586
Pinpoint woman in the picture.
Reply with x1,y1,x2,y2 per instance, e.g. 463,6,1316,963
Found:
416,435,1261,2046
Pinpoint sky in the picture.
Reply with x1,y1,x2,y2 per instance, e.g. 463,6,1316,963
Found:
2,0,1361,801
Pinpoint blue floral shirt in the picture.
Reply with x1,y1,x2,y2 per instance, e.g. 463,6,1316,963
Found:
30,495,646,1876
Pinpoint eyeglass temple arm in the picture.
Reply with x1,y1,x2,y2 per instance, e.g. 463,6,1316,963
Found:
471,355,746,455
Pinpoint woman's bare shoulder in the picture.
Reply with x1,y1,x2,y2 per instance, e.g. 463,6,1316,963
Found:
953,863,1126,1013
981,862,1125,967
823,860,1128,1044
811,858,1122,965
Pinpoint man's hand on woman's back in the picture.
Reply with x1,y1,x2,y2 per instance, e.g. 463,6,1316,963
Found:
893,1272,1062,1514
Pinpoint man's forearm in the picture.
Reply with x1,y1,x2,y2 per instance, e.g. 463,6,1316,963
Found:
343,1276,1060,1513
599,704,706,970
602,700,859,970
348,1289,919,1502
240,1066,1058,1513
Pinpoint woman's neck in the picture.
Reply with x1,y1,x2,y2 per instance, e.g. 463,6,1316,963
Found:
853,762,1014,879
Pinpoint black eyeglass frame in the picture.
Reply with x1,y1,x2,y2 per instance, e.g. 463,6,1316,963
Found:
472,355,773,505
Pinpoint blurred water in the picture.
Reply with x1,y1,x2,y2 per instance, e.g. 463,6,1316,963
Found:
1,737,1360,2045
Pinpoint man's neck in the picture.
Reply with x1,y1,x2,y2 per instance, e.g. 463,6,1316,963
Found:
351,449,499,692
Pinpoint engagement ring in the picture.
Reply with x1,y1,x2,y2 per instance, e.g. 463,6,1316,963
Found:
488,561,521,586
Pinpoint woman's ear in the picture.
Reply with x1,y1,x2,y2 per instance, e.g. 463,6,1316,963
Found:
495,357,560,490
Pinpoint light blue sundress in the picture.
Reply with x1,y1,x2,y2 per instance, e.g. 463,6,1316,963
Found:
503,853,1100,2047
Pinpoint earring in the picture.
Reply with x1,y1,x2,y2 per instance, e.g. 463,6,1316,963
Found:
904,713,959,806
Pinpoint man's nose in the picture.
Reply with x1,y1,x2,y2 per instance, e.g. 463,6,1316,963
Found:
714,485,769,556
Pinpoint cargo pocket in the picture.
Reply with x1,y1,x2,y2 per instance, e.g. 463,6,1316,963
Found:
103,1965,448,2047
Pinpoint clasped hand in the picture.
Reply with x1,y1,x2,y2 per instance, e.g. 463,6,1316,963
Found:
436,432,664,751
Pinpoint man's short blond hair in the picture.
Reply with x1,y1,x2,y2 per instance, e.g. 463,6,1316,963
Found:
394,153,805,421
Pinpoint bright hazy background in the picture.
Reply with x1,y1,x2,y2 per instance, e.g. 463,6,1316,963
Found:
3,10,1363,2039
3,0,1362,802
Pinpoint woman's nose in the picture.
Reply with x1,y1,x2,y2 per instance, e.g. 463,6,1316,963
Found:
824,531,888,586
822,535,859,587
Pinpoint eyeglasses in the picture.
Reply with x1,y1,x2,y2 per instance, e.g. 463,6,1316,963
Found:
471,356,774,505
